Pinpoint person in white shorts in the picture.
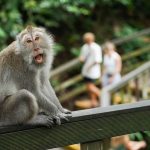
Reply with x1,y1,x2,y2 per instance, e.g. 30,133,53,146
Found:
79,32,102,107
102,42,122,87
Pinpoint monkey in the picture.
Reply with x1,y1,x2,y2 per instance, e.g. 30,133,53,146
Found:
0,26,71,127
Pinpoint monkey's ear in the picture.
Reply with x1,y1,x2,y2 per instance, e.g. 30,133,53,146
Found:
15,34,22,54
16,34,21,43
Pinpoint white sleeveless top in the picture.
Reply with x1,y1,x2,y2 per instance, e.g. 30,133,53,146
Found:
103,52,119,74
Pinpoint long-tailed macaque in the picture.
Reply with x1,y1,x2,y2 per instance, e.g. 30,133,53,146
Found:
0,26,71,127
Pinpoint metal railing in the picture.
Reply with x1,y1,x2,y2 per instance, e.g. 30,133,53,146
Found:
0,100,150,150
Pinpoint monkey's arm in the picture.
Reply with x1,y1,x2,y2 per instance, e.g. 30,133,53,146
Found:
41,72,70,114
41,78,71,114
34,88,58,114
34,88,68,124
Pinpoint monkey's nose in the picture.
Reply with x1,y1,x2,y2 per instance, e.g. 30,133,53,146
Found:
34,48,39,51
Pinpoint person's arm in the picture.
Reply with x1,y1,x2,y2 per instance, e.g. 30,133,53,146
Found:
108,53,122,84
115,54,122,74
79,46,86,63
79,56,85,62
87,45,102,71
87,62,100,71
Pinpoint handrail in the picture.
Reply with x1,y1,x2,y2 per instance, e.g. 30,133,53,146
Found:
111,28,150,45
0,100,150,149
51,28,150,77
101,61,150,107
51,58,79,77
122,45,150,61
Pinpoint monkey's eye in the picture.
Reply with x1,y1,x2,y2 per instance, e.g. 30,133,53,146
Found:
26,39,32,43
35,36,39,41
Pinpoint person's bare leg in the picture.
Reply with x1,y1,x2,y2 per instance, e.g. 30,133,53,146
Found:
90,92,99,107
86,83,100,107
87,83,100,97
124,135,147,150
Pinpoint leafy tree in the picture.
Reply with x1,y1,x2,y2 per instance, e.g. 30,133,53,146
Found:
0,0,149,65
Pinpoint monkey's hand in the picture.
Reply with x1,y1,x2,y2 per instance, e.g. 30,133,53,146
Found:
40,115,54,128
50,111,72,125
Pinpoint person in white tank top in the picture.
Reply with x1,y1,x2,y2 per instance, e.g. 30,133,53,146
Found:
102,42,122,87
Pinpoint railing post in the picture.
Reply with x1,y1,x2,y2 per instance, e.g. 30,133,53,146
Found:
141,70,150,99
101,89,111,107
135,78,140,101
81,139,110,150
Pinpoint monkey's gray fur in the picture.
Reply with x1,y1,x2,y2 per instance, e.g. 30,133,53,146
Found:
0,26,71,127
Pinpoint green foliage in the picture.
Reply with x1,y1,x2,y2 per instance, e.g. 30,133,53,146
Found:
53,43,65,56
0,0,149,63
70,47,80,57
129,131,150,148
114,25,146,53
114,24,150,67
129,132,144,141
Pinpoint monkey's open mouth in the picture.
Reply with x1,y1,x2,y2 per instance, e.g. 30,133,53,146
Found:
34,54,44,64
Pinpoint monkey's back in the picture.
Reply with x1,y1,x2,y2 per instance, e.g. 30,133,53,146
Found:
0,41,25,71
0,41,34,101
0,41,26,86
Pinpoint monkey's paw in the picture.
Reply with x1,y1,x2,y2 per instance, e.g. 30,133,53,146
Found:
29,115,54,128
52,112,71,125
44,116,54,128
39,115,54,128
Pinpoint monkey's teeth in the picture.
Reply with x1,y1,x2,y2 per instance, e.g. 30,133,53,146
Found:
34,54,43,64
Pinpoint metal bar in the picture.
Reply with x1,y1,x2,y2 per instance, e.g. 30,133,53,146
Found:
81,139,110,150
0,100,150,149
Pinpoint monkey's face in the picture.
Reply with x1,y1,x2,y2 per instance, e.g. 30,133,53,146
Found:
16,26,53,66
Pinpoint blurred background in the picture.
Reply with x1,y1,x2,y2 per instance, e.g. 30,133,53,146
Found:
0,0,149,64
0,0,150,150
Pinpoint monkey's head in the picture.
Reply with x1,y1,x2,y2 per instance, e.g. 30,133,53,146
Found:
16,26,53,67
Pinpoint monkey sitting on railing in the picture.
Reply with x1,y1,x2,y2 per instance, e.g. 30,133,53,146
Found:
0,26,71,127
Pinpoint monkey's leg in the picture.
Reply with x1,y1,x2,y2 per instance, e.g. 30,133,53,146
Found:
27,114,53,127
0,89,40,126
0,89,38,126
40,72,71,114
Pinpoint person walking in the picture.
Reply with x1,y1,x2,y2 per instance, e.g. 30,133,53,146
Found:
102,42,122,87
79,32,102,107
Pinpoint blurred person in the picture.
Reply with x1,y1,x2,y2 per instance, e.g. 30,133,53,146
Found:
102,42,122,87
79,32,102,107
124,135,147,150
111,135,146,150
